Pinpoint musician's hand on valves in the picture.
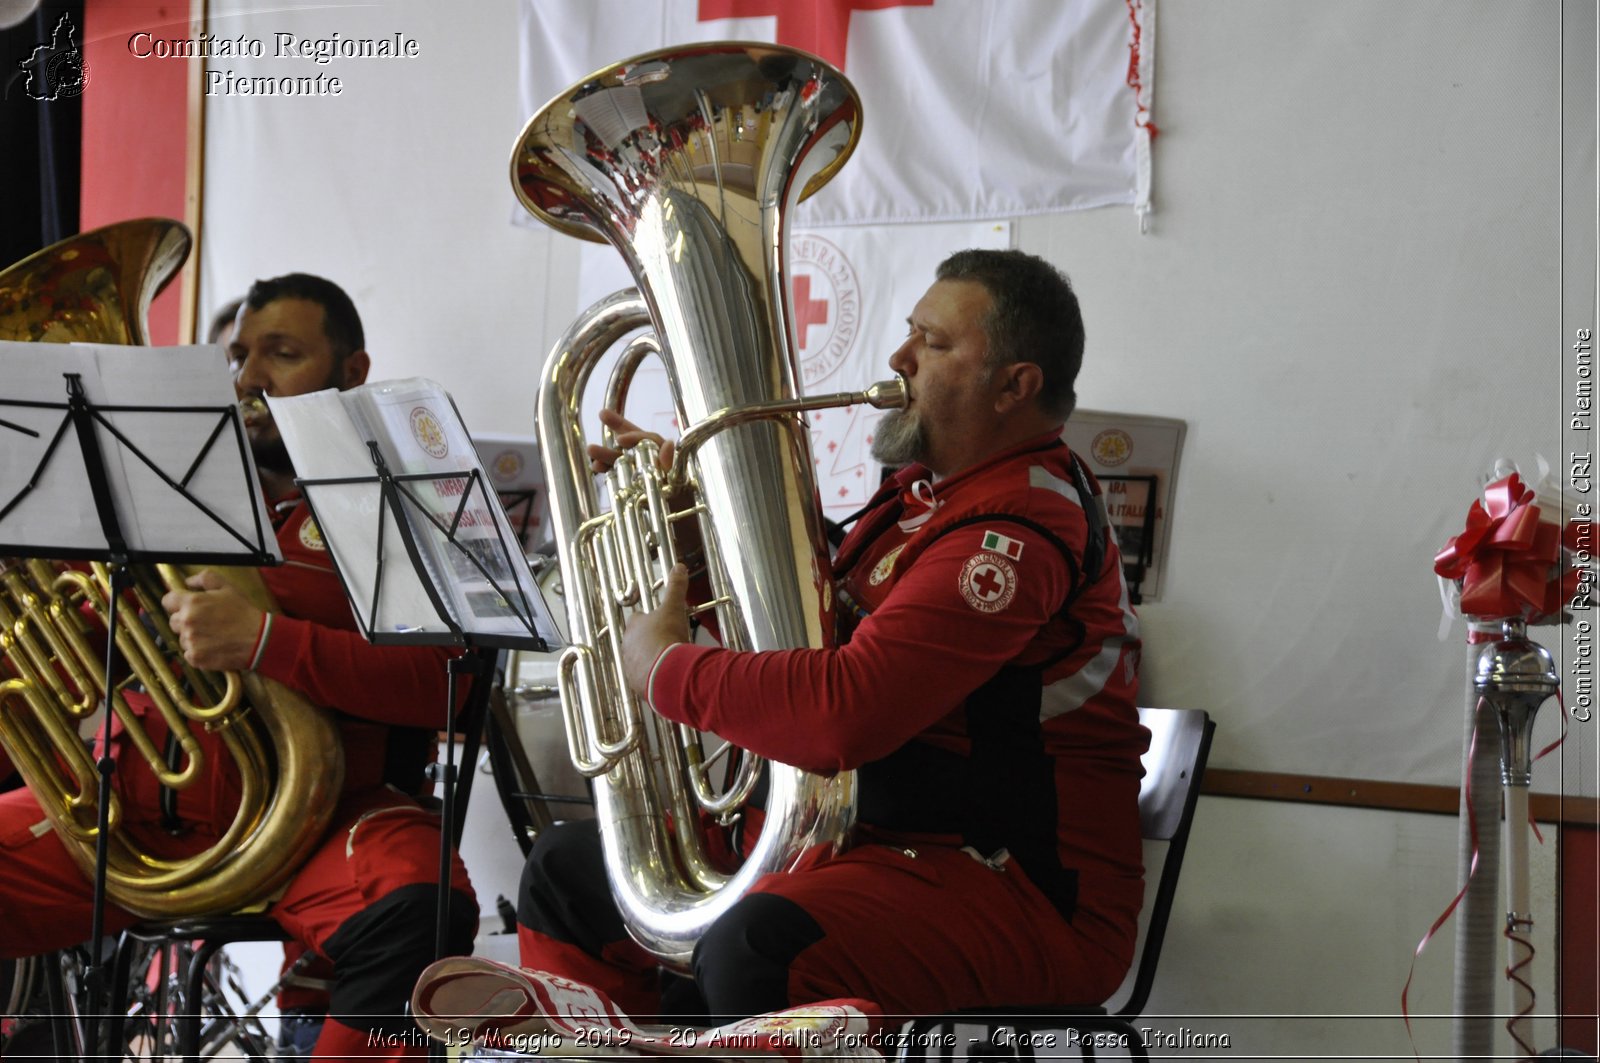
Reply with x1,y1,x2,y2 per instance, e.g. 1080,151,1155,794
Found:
586,408,676,475
588,408,702,564
161,571,267,672
622,563,693,699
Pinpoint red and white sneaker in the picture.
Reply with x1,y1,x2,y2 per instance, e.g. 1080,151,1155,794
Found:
410,956,886,1059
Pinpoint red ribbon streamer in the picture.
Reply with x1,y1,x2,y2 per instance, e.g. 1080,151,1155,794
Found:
1434,473,1585,623
1402,725,1483,1058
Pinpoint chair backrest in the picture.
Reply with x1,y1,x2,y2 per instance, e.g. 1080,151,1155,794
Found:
1117,706,1214,1019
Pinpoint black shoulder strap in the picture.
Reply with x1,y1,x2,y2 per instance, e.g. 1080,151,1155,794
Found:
1065,453,1109,609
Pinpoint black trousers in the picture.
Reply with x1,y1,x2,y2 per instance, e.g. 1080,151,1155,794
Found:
516,820,825,1022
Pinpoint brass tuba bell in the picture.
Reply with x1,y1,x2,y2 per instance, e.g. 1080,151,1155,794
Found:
517,43,904,968
0,219,344,918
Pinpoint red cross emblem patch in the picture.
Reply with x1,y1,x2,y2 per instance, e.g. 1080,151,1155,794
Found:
959,552,1017,613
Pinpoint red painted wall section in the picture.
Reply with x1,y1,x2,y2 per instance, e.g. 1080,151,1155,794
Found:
80,0,196,344
1561,824,1599,1055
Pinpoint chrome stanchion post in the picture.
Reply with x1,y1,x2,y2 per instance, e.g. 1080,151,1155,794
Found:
1473,618,1559,1061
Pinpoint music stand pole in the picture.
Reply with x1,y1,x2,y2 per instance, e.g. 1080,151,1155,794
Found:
65,371,127,1059
84,562,127,1060
436,652,465,963
434,648,495,955
424,653,469,1063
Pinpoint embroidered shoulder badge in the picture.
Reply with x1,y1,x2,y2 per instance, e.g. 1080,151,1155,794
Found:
869,544,905,586
298,515,326,552
980,529,1024,560
959,552,1017,613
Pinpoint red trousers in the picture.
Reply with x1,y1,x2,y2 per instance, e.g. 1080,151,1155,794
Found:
517,821,1132,1021
0,784,475,1060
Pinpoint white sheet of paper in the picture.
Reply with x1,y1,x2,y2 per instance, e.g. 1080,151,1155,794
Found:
0,341,280,561
0,346,105,552
358,378,561,647
268,388,453,637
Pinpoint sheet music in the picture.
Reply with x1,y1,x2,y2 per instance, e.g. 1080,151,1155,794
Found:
90,345,280,559
270,379,561,649
0,341,280,561
267,388,454,638
356,379,559,646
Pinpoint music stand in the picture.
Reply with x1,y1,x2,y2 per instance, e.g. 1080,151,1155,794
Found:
0,341,279,1052
305,446,558,948
274,384,559,1058
297,445,553,653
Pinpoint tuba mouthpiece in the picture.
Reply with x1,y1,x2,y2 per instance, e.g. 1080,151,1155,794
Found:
862,376,909,411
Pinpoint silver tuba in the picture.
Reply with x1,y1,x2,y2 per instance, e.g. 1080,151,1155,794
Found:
514,43,905,969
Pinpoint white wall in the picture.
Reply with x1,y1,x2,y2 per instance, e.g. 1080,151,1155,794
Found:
192,1,1596,1056
200,0,580,438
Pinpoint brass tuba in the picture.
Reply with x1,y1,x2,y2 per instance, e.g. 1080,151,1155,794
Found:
0,219,344,918
516,44,905,968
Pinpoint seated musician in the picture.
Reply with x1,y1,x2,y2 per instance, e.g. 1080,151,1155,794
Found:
0,273,477,1060
511,248,1148,1022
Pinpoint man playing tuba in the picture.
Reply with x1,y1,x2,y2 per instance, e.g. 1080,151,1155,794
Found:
513,249,1148,1022
0,273,477,1059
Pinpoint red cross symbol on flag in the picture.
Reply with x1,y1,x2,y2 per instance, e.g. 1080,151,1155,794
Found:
697,0,933,70
792,273,830,350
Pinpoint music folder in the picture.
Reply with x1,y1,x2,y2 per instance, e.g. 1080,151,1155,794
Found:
269,378,562,652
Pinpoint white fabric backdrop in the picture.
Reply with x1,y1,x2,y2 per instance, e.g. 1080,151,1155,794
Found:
517,0,1152,225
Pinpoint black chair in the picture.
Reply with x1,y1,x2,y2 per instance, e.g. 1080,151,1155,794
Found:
895,707,1215,1062
108,914,292,1061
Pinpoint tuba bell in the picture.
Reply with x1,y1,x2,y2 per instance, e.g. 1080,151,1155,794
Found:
0,219,344,918
515,43,904,968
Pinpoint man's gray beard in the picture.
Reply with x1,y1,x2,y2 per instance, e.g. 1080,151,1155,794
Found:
870,407,929,468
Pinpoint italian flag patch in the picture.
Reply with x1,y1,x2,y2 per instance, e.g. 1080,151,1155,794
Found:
981,530,1024,560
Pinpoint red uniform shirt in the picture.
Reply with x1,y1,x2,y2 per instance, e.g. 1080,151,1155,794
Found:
112,495,455,838
649,431,1147,935
254,497,456,793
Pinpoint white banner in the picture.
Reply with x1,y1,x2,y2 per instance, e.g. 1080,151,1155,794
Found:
575,222,1009,520
517,0,1153,226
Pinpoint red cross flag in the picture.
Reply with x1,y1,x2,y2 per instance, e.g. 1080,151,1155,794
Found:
517,0,1155,226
